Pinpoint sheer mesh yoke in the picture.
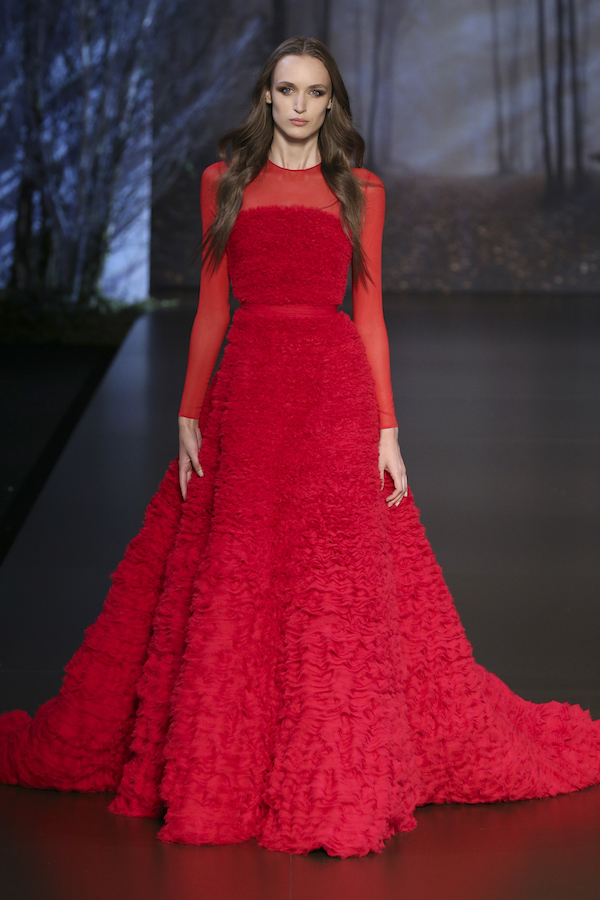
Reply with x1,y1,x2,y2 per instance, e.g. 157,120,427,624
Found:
179,159,398,428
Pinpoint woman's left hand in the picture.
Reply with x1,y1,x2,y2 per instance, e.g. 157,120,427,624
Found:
378,426,408,507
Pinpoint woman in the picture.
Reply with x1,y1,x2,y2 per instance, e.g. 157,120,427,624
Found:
2,36,600,859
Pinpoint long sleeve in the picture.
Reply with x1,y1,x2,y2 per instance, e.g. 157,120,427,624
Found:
352,169,398,429
178,162,231,419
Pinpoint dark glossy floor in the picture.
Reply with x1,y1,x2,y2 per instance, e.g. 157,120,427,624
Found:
1,294,600,899
0,343,114,561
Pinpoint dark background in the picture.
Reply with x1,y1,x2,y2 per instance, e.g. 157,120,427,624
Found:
1,0,599,305
151,0,600,297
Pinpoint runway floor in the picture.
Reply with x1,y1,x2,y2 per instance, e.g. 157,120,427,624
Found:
1,293,600,899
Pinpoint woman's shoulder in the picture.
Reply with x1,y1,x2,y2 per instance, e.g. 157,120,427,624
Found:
201,160,228,186
351,167,385,190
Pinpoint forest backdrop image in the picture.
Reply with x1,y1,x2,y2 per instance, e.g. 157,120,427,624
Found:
153,0,600,297
1,0,599,315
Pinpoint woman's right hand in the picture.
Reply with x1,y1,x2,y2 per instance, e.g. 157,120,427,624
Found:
178,416,203,499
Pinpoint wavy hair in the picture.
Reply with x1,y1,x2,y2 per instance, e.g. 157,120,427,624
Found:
200,36,374,287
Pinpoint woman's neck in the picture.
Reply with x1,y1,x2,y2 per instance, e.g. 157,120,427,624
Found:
268,135,321,171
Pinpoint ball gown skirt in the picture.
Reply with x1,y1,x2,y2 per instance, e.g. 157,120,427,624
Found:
2,210,600,858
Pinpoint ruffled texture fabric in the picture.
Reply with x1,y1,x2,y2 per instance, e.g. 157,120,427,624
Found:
387,495,600,807
227,205,352,307
0,460,183,791
155,306,421,856
2,208,600,858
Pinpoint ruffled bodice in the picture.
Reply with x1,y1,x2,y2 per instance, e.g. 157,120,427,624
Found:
227,206,352,307
178,158,399,428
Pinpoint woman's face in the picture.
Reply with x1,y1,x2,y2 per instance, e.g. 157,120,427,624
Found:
266,54,332,144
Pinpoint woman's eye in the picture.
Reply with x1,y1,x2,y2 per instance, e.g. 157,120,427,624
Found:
277,87,325,97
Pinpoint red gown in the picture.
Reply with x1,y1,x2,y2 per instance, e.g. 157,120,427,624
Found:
2,159,600,859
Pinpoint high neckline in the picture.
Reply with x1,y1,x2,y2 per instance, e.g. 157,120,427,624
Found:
266,158,322,173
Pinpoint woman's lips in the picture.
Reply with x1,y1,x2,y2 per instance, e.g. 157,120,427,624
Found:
290,118,308,125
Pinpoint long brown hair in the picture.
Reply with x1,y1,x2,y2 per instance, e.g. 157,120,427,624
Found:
201,36,374,287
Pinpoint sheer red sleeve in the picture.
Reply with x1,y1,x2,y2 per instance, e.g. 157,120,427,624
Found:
352,169,398,429
178,162,231,419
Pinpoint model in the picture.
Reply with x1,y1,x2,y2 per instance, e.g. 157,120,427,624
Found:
2,36,600,858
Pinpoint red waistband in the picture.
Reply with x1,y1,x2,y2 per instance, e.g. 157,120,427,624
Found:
238,303,339,318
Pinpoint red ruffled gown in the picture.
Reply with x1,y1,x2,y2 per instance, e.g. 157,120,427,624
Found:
2,159,600,858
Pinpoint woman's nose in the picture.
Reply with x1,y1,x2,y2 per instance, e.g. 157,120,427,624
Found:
294,94,307,113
